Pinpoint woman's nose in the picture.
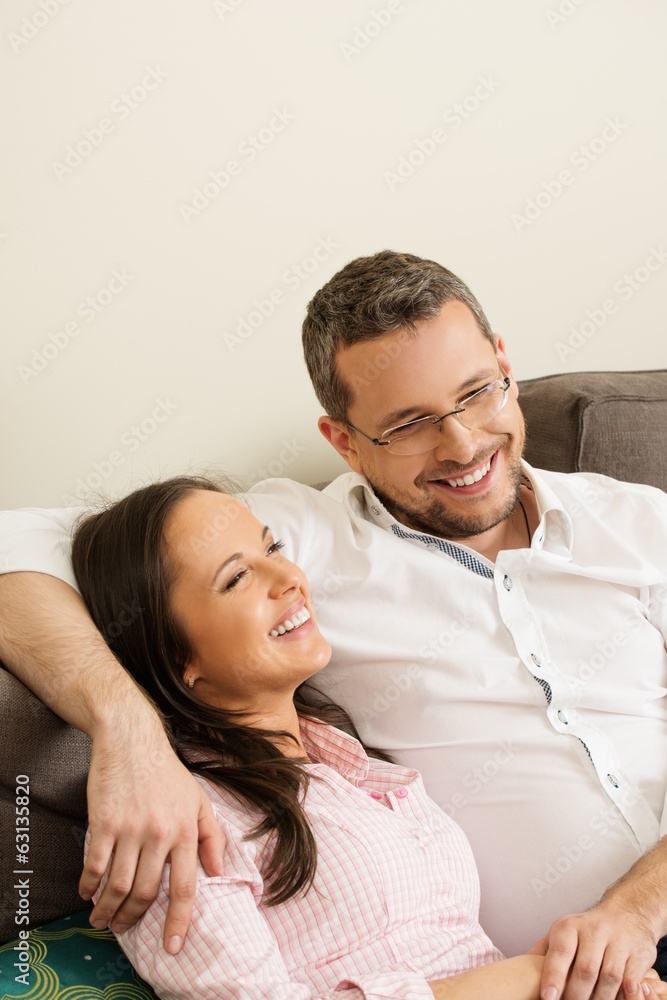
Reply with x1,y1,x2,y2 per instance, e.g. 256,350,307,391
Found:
268,558,302,597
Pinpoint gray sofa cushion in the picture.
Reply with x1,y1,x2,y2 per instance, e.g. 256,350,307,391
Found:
518,370,667,492
0,668,90,942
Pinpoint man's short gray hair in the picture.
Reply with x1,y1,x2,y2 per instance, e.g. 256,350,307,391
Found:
302,249,495,422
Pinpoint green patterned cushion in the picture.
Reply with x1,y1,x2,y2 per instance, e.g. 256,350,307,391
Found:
0,911,157,999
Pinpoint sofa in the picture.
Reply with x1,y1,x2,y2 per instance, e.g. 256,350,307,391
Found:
1,368,666,993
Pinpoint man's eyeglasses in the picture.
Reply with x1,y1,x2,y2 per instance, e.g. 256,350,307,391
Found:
347,375,512,457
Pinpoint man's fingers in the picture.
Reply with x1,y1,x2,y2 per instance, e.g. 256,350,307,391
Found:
588,947,627,1000
527,935,549,957
109,845,176,933
162,838,199,954
79,827,116,905
88,842,141,929
160,787,225,952
559,933,613,1000
541,924,580,1000
196,791,225,877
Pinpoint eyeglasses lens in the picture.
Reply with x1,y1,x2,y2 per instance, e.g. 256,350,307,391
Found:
386,379,508,456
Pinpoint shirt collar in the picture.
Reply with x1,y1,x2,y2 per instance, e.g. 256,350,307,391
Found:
329,464,575,559
298,715,370,784
521,462,574,557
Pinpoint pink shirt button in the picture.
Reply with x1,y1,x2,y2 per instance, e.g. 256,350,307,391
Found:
369,790,383,800
395,788,408,799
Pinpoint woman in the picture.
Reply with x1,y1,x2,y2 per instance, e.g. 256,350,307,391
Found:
72,476,665,1000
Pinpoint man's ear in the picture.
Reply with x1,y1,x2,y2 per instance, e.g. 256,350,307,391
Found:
318,416,364,473
494,334,519,397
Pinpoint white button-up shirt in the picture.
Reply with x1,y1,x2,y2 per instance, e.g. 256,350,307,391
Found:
2,463,667,957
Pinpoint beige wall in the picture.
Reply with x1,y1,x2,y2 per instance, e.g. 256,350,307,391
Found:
2,0,666,508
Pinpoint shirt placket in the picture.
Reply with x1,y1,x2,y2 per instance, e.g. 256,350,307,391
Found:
495,548,661,853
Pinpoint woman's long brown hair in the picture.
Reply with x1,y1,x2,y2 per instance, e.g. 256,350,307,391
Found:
71,476,391,905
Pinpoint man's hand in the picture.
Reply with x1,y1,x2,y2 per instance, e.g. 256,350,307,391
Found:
82,715,224,953
0,573,225,952
538,903,657,1000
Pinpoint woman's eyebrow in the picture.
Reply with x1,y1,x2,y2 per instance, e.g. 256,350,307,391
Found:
210,526,270,585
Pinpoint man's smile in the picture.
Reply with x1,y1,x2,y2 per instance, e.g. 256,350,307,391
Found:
424,451,499,495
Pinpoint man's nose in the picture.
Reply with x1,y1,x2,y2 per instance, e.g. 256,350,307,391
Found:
432,416,478,465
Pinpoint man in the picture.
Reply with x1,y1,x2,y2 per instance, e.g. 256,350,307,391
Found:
1,251,666,1000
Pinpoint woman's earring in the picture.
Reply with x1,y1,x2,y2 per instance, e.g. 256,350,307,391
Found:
187,676,195,689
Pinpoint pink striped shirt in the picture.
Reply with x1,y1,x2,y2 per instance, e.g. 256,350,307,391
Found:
115,718,502,998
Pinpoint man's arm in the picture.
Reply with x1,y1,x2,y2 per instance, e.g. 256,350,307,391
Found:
0,571,224,953
539,835,667,1000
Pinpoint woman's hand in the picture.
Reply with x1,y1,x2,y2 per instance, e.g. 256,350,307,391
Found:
623,969,667,999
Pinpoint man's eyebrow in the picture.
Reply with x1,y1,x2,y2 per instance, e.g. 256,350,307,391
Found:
211,525,270,585
455,366,500,396
377,366,499,429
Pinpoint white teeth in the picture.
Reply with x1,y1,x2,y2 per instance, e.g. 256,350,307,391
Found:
270,607,311,637
445,460,491,489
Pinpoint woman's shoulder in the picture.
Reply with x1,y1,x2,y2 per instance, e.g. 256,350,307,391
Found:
192,772,260,829
189,773,272,888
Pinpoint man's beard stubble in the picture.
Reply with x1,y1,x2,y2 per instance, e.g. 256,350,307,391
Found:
367,442,525,542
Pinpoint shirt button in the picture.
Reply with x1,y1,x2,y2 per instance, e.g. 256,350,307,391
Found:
369,790,383,800
395,788,408,799
607,773,620,788
426,543,438,552
503,575,513,591
530,653,542,667
557,710,568,725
